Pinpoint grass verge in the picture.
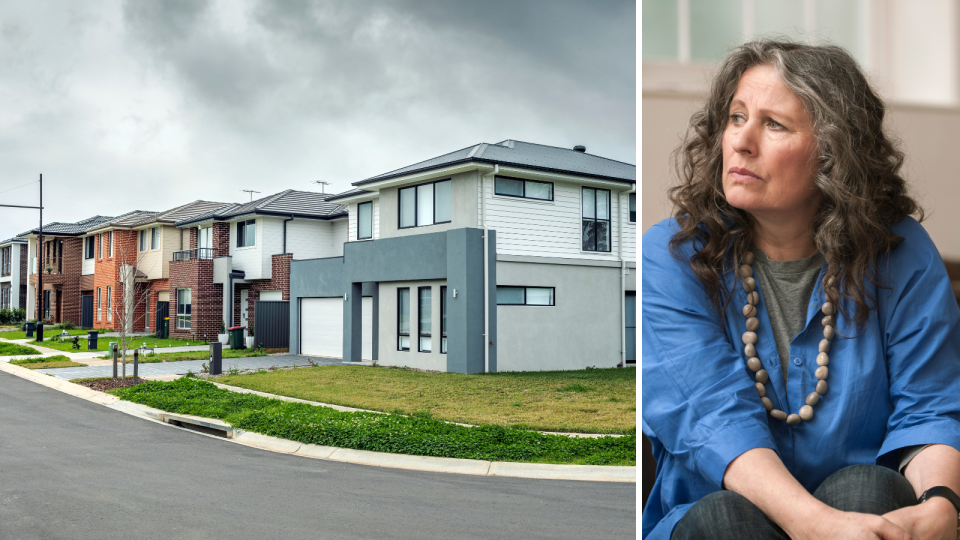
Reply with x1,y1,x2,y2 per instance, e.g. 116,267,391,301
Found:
110,378,635,465
0,328,90,340
0,342,42,356
216,366,637,434
36,335,207,353
9,355,86,369
110,347,272,363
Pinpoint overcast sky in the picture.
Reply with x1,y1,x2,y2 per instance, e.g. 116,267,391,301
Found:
0,0,636,240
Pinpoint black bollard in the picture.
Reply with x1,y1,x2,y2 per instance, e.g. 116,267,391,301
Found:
133,350,139,384
36,322,43,342
209,341,222,375
113,344,118,379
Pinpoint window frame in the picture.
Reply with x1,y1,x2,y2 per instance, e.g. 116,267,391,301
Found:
237,219,256,248
176,288,192,329
97,234,103,259
397,288,410,351
139,230,147,252
106,286,112,321
397,179,453,230
440,286,447,354
357,201,373,240
97,287,101,320
151,227,159,250
629,193,636,223
84,236,95,260
493,175,555,201
418,286,431,353
496,286,556,306
109,231,113,257
581,187,612,253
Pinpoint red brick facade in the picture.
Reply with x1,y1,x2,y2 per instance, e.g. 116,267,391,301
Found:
168,257,221,341
232,253,292,332
29,236,82,325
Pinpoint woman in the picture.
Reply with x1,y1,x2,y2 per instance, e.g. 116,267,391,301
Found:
642,40,960,540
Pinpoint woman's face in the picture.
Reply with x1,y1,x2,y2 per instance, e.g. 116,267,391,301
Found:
722,65,820,227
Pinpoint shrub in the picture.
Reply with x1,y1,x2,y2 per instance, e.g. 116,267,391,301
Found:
53,321,77,330
0,307,26,325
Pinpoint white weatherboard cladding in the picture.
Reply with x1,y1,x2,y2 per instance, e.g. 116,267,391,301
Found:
81,238,95,275
300,297,372,359
136,227,165,280
286,219,342,259
260,290,282,301
482,178,633,261
229,218,263,279
331,219,348,255
160,225,180,278
620,194,636,262
347,200,379,242
260,218,283,279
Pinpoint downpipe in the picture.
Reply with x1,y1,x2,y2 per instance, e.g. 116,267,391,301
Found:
482,164,498,373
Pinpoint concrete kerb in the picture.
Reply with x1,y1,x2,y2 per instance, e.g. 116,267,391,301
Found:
0,362,637,483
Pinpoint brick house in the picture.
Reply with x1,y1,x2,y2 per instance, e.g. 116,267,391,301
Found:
85,201,228,334
0,237,28,311
169,190,347,343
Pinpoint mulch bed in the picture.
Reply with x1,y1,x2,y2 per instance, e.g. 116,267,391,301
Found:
76,378,149,392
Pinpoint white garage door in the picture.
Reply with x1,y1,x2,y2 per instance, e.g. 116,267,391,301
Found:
300,297,373,359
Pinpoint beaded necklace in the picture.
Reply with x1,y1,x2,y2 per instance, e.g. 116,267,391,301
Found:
738,250,837,425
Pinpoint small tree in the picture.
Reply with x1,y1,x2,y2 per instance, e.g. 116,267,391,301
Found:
109,232,157,371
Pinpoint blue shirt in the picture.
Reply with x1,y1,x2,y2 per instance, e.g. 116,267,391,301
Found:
641,217,960,540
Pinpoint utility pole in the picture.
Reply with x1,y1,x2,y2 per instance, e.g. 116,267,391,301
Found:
240,189,260,202
0,174,43,339
312,181,331,194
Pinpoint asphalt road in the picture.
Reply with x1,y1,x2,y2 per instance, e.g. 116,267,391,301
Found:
0,370,636,539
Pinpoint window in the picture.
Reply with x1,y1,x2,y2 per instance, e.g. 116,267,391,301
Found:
106,286,112,321
1,246,10,275
43,290,50,318
2,287,9,309
440,286,447,354
494,176,554,201
398,179,451,229
97,287,101,320
582,187,611,252
84,236,95,260
357,201,373,240
237,219,256,248
629,193,636,223
151,227,159,250
177,288,191,329
397,288,410,351
109,231,113,257
418,287,431,352
497,286,555,306
139,230,147,251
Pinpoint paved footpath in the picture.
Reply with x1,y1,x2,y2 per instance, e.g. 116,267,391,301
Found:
31,354,342,380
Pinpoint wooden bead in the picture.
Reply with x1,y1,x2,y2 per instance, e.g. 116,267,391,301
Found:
745,343,756,357
747,357,762,372
742,277,756,292
819,339,830,353
799,405,813,421
743,305,757,318
738,264,753,279
746,317,759,331
742,331,758,344
825,276,836,288
748,291,759,305
755,382,765,397
755,369,769,384
823,325,835,339
743,251,755,265
821,315,834,327
806,392,820,406
815,366,829,380
822,302,836,315
816,352,829,366
771,409,787,421
786,414,801,426
817,380,828,394
761,397,773,411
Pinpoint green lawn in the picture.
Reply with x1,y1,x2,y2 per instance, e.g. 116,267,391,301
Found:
110,378,635,465
10,355,86,369
0,342,42,356
216,366,637,434
36,335,207,353
104,347,271,364
0,328,90,340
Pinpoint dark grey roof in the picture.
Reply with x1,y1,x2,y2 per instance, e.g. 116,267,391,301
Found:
325,188,374,202
18,215,119,237
96,210,159,229
175,190,347,227
0,237,27,246
355,140,636,186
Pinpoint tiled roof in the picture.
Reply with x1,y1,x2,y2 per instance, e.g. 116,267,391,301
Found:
17,215,123,237
175,190,347,227
355,139,636,185
0,237,27,246
324,188,374,202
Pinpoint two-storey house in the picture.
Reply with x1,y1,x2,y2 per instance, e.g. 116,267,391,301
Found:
0,237,28,311
289,140,636,373
85,201,228,334
169,190,347,342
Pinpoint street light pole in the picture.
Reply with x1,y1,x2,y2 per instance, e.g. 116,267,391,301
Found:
0,174,43,339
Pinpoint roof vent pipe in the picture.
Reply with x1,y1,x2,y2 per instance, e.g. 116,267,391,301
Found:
573,145,586,153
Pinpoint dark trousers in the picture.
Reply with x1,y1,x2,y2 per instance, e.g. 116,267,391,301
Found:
671,465,918,540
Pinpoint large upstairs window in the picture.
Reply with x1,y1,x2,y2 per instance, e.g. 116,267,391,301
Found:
399,179,451,229
85,236,95,260
357,201,373,240
582,187,611,252
237,220,256,248
494,176,554,201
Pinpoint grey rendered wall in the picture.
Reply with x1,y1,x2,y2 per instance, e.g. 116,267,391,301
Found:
289,256,345,355
378,170,479,239
496,261,621,371
378,279,448,371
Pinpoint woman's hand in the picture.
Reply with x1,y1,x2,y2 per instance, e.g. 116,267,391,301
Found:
787,506,912,540
883,498,957,540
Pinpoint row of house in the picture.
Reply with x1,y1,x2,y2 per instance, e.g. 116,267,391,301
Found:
4,140,636,372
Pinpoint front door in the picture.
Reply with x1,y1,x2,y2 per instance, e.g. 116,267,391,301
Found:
241,289,249,327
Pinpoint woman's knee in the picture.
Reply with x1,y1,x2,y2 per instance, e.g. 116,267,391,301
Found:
814,464,916,514
672,491,787,540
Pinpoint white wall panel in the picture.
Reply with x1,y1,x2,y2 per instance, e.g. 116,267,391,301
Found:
229,219,262,279
331,219,348,256
81,237,95,275
260,218,283,279
287,219,340,260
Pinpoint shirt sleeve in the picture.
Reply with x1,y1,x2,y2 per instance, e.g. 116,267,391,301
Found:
878,220,960,461
642,222,777,488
